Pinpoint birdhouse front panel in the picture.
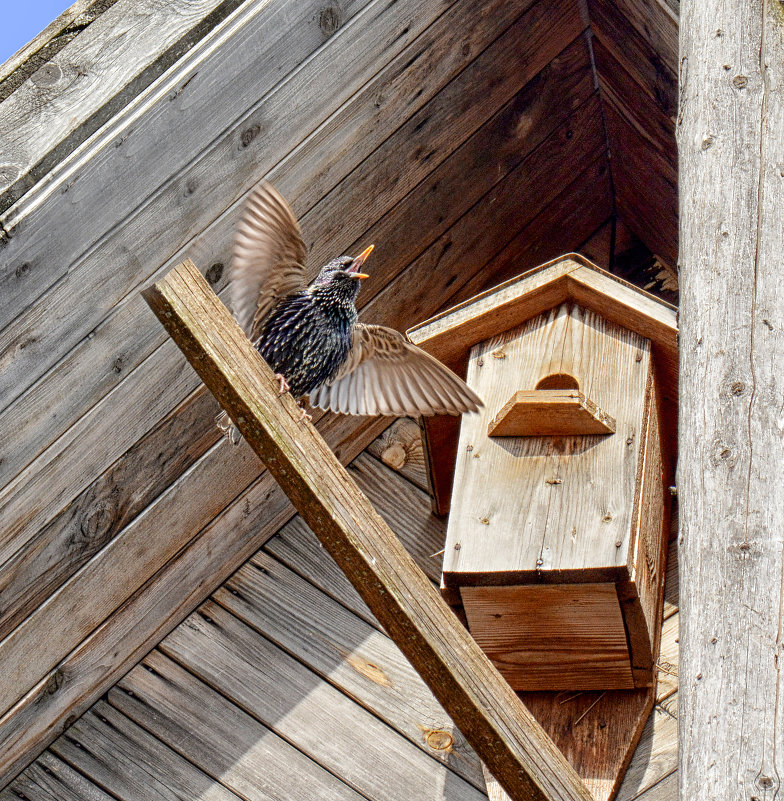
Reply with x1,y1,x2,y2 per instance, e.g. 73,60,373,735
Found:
444,302,664,690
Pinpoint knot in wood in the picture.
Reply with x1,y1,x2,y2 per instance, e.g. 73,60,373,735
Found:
425,729,454,751
319,3,343,36
206,262,224,285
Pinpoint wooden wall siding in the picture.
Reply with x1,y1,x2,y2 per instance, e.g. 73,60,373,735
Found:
0,0,252,214
0,0,684,784
0,430,677,801
587,0,679,267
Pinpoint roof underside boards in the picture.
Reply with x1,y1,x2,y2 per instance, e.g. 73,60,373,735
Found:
0,422,679,801
0,0,677,782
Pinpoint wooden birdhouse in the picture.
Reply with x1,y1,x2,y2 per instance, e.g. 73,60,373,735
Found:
408,254,678,693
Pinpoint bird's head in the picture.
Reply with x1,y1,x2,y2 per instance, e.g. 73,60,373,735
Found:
313,245,373,300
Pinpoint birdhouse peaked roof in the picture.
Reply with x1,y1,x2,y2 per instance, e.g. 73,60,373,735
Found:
407,253,678,407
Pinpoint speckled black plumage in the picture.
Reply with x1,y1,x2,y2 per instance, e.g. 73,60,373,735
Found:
257,256,361,397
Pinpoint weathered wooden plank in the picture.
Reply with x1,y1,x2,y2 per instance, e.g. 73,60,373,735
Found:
0,751,115,801
0,0,580,487
0,0,542,418
678,2,784,798
111,651,366,801
656,613,679,704
143,259,593,801
364,94,606,330
215,553,484,787
603,99,678,287
603,0,678,75
0,0,378,330
588,0,678,119
0,411,387,787
615,696,677,801
592,38,676,166
0,0,249,213
0,388,220,640
265,516,379,628
628,771,677,801
446,155,613,306
50,701,243,801
366,418,429,491
163,601,488,801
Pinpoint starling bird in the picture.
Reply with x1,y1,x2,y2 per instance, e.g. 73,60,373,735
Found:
216,182,482,443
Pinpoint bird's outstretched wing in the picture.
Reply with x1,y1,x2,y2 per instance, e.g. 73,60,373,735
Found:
309,323,483,416
231,182,308,342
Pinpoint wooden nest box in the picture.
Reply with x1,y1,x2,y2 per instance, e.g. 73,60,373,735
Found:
408,255,678,693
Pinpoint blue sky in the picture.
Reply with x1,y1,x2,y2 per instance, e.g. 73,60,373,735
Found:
1,0,73,67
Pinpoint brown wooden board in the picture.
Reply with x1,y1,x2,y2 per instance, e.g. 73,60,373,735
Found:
365,418,429,492
142,259,594,801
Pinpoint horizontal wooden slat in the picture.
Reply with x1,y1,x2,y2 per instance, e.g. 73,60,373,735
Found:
0,0,247,213
164,601,488,801
0,389,221,640
112,651,366,801
216,554,484,786
0,0,569,490
0,411,388,786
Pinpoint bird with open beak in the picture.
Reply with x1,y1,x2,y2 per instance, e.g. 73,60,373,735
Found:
217,182,482,443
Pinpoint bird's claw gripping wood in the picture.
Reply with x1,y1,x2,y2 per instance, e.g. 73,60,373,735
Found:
275,373,290,395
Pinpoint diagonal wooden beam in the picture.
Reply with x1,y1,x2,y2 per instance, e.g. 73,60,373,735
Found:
142,259,593,801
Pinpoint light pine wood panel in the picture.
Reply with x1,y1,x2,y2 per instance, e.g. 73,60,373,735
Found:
444,304,650,580
0,0,437,402
215,555,484,787
0,0,247,213
0,751,115,801
678,2,784,798
162,602,488,801
50,702,243,801
0,0,577,491
366,418,429,491
0,412,388,785
111,651,366,801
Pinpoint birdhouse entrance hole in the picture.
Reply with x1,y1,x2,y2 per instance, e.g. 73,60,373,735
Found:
535,373,580,390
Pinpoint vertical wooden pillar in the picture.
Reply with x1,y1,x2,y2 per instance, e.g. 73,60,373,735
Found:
678,2,784,798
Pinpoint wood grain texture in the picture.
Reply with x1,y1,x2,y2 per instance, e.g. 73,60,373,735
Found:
462,583,635,691
0,411,388,787
142,259,593,801
111,651,366,801
215,554,484,787
678,1,784,799
0,751,115,801
366,418,429,491
161,601,487,801
444,304,650,582
0,0,247,213
488,390,616,437
50,701,243,801
0,0,429,397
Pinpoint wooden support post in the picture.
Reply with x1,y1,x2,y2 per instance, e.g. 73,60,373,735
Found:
678,2,784,799
142,259,593,801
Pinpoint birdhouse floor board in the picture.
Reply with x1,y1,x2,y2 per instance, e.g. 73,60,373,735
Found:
461,583,636,691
